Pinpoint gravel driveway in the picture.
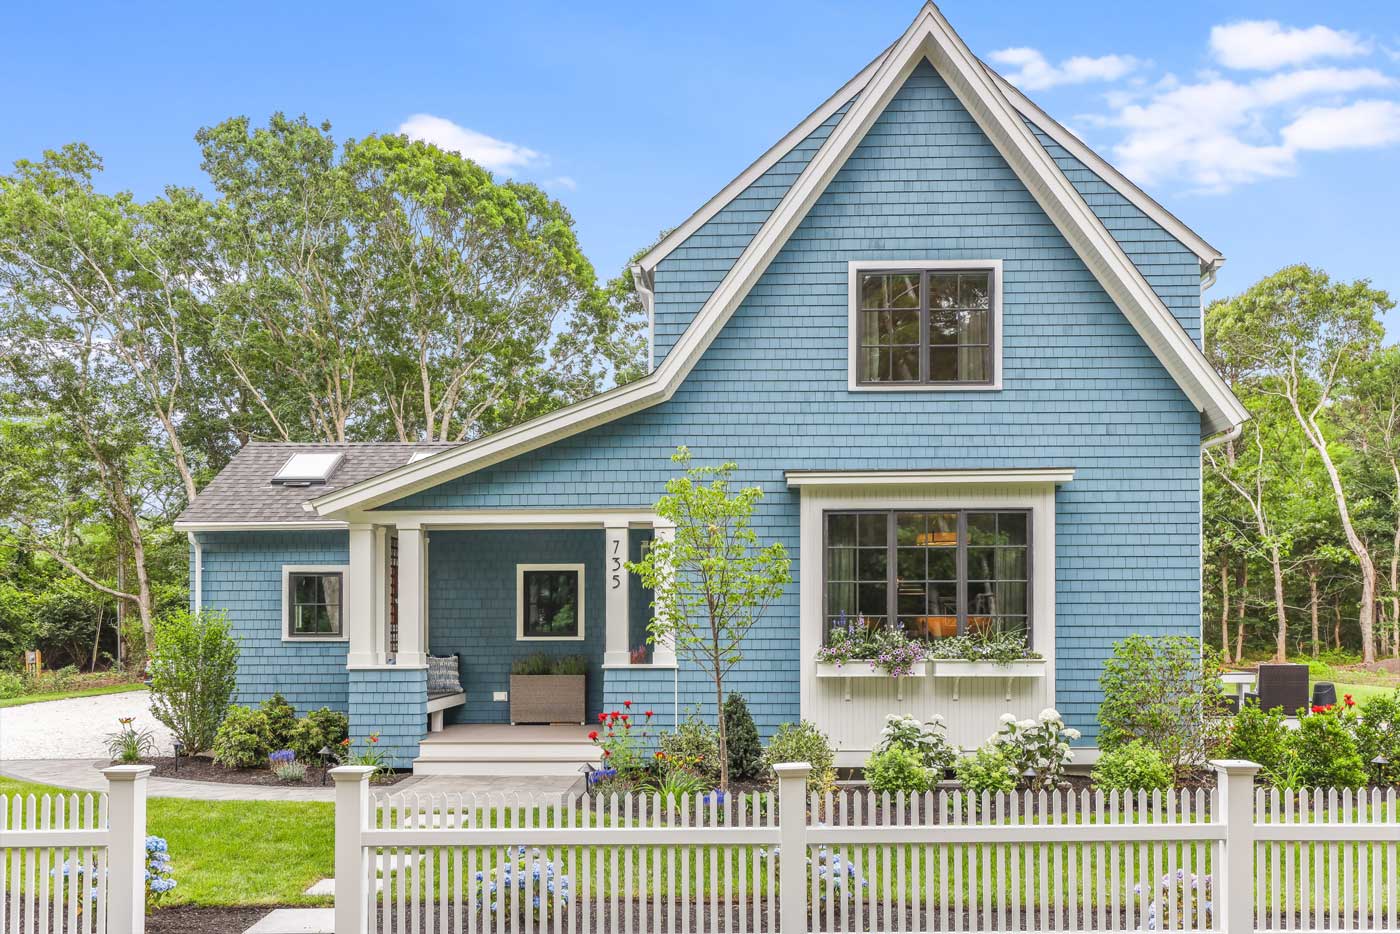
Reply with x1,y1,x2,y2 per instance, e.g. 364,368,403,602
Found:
0,689,175,760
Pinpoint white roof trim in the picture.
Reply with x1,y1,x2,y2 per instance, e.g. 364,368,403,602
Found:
175,520,349,532
309,2,1246,518
636,40,1221,275
785,468,1075,488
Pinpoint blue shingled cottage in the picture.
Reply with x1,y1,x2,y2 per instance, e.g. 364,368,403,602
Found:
176,3,1247,773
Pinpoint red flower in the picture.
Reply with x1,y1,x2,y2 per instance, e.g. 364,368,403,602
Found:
340,738,352,747
1344,694,1356,707
623,700,632,709
620,714,630,723
603,750,612,758
598,713,607,723
369,735,379,743
588,730,599,741
644,710,654,719
1311,704,1333,714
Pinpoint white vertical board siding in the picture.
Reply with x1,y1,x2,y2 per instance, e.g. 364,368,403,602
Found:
795,480,1058,763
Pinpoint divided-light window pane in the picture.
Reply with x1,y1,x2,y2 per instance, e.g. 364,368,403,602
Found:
858,269,992,385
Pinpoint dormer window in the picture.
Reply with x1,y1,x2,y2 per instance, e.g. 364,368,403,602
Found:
848,261,1002,390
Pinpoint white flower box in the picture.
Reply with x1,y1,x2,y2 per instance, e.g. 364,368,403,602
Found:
815,661,927,702
928,658,1046,701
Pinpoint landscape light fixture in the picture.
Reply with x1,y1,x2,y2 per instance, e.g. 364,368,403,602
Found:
320,746,333,785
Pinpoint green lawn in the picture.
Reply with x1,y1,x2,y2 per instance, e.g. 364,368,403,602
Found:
0,682,147,708
0,776,334,907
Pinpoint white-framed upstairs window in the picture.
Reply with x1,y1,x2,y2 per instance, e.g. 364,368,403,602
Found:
281,565,349,641
517,563,586,641
847,260,1003,391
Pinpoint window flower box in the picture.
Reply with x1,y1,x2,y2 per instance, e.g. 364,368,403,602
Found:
929,658,1046,701
816,660,927,702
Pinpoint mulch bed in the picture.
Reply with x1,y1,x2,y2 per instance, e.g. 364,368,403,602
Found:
147,905,273,933
146,755,408,787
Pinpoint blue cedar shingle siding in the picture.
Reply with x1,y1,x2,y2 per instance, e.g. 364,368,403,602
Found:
348,667,425,768
197,530,350,713
376,62,1205,744
426,529,606,725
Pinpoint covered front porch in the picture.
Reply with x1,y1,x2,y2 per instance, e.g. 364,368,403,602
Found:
337,509,678,769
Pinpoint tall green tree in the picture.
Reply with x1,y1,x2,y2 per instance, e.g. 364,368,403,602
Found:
629,447,790,790
1210,265,1393,663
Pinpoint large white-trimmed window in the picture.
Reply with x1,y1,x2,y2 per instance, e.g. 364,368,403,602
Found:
281,565,348,641
847,260,1002,390
823,509,1030,644
517,564,585,641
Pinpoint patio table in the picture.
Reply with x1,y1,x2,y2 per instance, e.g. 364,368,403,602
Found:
1220,670,1257,706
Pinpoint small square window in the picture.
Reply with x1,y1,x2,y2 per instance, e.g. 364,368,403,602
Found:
285,570,344,638
852,265,998,388
518,566,584,640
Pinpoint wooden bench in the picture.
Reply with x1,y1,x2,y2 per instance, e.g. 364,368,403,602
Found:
427,690,466,732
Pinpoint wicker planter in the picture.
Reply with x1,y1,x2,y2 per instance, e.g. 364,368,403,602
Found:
509,674,586,724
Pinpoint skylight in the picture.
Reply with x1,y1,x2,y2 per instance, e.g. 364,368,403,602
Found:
272,452,344,485
408,450,435,464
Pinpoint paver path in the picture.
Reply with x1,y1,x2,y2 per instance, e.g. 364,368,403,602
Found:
0,688,174,759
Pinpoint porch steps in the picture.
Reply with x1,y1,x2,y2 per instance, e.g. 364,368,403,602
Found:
412,724,602,777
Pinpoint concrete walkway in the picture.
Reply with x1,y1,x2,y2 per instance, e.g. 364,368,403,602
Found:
0,756,583,801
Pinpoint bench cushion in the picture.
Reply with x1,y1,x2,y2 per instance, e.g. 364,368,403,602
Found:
427,654,462,694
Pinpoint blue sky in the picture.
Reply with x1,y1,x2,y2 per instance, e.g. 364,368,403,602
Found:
6,1,1399,334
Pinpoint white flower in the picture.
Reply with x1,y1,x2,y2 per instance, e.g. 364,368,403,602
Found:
999,713,1017,725
928,714,946,725
1038,708,1061,723
1063,728,1082,741
1018,719,1037,731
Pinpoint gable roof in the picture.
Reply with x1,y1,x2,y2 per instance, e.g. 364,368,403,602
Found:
308,2,1248,519
175,442,459,528
634,41,1223,279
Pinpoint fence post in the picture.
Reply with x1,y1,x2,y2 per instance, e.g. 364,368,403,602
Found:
773,761,811,933
332,765,377,934
103,764,153,934
1211,759,1260,934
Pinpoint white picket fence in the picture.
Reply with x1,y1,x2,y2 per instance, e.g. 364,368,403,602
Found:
332,760,1400,934
0,766,152,934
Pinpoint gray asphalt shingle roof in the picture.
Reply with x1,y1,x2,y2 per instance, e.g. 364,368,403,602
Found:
175,442,460,526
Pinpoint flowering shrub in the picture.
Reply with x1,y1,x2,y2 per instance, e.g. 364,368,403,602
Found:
1136,870,1211,930
340,732,391,780
873,713,957,773
757,844,866,902
658,714,719,781
589,703,654,777
53,835,176,909
991,708,1078,793
268,749,306,782
816,617,925,677
474,846,570,922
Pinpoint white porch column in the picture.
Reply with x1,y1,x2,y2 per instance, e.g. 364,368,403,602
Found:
346,523,377,667
396,522,427,668
651,523,678,667
603,521,631,666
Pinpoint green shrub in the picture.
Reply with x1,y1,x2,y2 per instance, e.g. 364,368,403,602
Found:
0,671,23,699
658,715,720,781
865,746,931,794
763,721,836,792
1224,702,1290,776
211,705,269,768
954,745,1018,796
149,609,239,754
1097,635,1229,780
1091,740,1171,792
287,707,350,762
1292,708,1367,789
1353,690,1400,785
873,713,957,774
723,694,763,781
260,693,298,749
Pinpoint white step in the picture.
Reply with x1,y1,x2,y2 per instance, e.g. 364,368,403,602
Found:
415,741,600,761
411,757,595,777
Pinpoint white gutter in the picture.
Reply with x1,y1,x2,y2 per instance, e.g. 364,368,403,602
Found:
1200,420,1244,452
187,532,203,610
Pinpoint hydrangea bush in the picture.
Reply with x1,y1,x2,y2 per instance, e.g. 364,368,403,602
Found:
990,708,1079,793
873,713,957,774
53,835,176,909
1137,870,1212,930
758,843,867,903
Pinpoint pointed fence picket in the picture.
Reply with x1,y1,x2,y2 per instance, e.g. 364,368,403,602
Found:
332,761,1400,934
0,765,150,934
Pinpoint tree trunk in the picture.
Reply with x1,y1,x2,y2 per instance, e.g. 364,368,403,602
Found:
1219,555,1232,664
90,604,104,672
1391,460,1400,658
715,677,729,791
1269,544,1287,662
1333,601,1343,651
1308,564,1321,658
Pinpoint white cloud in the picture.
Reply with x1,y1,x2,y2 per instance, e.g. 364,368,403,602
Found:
989,47,1142,91
1097,66,1396,192
1282,99,1400,150
398,114,540,172
542,175,578,191
1210,21,1369,71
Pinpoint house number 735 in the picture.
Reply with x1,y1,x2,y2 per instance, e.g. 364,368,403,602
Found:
610,538,622,589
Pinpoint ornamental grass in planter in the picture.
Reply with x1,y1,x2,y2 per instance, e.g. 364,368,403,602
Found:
509,654,588,724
